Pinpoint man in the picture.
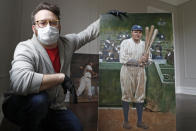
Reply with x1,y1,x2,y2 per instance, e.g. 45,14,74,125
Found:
2,2,99,131
120,25,149,129
77,62,97,98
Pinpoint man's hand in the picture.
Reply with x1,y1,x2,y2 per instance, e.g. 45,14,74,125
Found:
61,75,73,94
61,75,78,104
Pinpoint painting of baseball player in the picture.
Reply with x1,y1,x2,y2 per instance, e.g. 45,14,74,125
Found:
98,13,175,131
120,24,158,129
77,62,98,99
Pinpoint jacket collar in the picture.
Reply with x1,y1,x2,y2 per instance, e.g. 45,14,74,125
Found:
31,34,55,73
31,34,65,73
57,37,65,72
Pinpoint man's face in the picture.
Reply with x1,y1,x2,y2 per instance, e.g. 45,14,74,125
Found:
131,30,142,42
32,9,61,35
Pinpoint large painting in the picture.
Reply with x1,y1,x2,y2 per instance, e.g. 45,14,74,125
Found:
98,13,176,131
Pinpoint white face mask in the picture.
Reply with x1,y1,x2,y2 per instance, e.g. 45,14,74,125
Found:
36,25,59,45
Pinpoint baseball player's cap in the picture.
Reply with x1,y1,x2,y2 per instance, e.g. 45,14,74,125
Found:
131,25,143,31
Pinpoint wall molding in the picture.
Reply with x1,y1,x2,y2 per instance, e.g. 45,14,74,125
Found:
176,86,196,95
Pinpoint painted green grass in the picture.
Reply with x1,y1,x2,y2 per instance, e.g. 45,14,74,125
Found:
146,63,176,113
99,68,122,107
99,62,176,113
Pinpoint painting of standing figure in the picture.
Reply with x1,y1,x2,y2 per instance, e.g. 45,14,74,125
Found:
71,53,99,102
98,13,176,131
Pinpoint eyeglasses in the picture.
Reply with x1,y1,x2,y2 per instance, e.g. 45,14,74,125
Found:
35,19,60,28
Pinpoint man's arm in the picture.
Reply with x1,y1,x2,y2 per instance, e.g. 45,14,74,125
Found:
10,43,64,95
70,19,100,52
39,73,65,91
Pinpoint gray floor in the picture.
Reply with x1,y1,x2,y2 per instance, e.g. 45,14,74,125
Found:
0,94,196,131
176,94,196,131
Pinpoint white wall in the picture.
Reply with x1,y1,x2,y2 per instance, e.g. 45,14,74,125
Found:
0,0,22,78
175,0,196,95
0,0,22,122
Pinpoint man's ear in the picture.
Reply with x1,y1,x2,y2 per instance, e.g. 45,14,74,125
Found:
32,25,36,33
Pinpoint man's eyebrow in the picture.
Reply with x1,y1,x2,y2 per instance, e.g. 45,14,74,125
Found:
36,19,59,21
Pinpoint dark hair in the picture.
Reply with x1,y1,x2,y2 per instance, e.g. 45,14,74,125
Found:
31,2,60,25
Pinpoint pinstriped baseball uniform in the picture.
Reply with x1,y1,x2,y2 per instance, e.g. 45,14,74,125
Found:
120,38,146,103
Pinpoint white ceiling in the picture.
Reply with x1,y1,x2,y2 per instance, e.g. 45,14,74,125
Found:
159,0,191,6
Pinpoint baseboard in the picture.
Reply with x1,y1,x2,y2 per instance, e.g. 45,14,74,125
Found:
176,86,196,95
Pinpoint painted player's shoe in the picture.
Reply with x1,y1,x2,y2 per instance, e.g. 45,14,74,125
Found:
137,122,149,129
123,121,132,129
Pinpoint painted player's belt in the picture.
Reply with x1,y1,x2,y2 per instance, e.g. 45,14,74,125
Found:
123,63,143,67
86,76,91,79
